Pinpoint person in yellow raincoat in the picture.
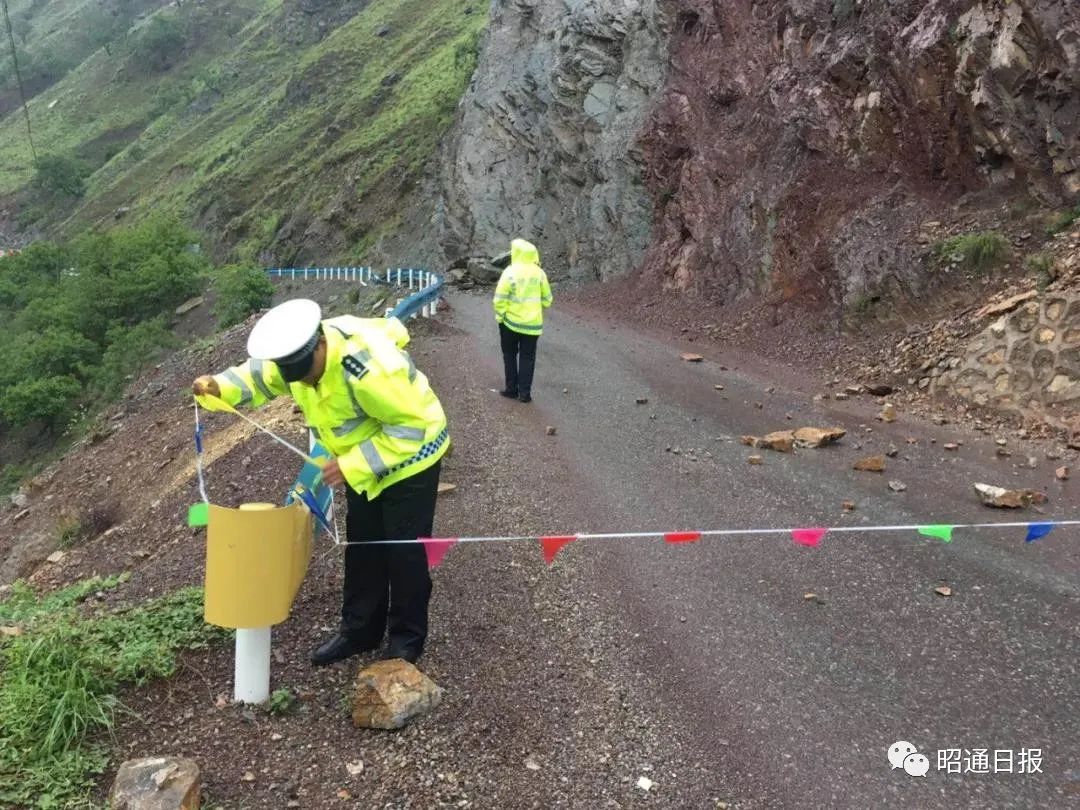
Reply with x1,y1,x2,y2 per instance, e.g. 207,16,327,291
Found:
493,239,553,403
193,299,448,665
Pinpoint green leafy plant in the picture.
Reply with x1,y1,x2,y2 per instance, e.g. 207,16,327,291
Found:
932,231,1010,274
267,687,296,715
1046,203,1080,236
0,578,223,809
32,154,90,197
212,263,274,327
1026,252,1055,291
130,13,187,72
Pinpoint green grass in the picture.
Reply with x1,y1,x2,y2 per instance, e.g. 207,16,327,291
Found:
0,576,224,809
1046,203,1080,236
932,231,1010,274
0,0,488,264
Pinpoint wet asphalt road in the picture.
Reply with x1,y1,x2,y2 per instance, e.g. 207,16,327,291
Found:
436,290,1079,809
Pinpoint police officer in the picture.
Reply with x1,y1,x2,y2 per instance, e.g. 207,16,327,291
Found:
193,299,449,665
493,239,553,403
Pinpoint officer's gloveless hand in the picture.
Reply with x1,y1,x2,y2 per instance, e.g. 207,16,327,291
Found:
192,376,220,398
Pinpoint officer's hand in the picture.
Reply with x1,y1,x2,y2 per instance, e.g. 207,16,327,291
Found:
322,458,345,488
192,376,220,398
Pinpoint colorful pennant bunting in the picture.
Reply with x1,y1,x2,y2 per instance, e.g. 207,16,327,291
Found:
187,502,209,527
791,528,828,548
1025,522,1055,543
918,525,955,543
664,531,701,544
421,537,457,569
540,535,576,565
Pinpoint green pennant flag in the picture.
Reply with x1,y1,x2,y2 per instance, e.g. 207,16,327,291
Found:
187,502,209,528
918,525,954,543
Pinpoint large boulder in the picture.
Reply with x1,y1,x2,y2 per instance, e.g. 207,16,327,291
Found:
351,659,443,730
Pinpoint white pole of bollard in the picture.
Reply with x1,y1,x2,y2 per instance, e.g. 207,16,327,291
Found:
234,627,271,704
233,503,275,704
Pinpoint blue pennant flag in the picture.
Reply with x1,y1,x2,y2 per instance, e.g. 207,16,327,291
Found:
1025,522,1055,543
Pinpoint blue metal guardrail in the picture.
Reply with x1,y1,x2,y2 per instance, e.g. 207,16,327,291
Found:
265,267,444,322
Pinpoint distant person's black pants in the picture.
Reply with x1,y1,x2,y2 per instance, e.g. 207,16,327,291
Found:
499,323,538,398
342,460,440,658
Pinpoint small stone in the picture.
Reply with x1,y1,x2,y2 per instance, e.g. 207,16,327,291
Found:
562,388,568,394
888,480,907,492
1055,466,1069,481
996,447,1012,458
853,456,886,472
934,585,953,597
995,438,1008,446
747,455,764,465
0,625,23,637
754,402,764,409
714,384,725,390
545,426,556,436
793,427,846,448
174,296,205,316
842,500,856,511
944,443,959,451
635,397,649,404
880,403,897,423
46,550,65,564
845,385,863,395
636,776,655,792
834,392,850,401
10,492,28,508
111,757,200,810
885,444,899,457
761,430,795,453
437,483,457,495
271,733,284,741
351,659,443,730
973,482,1048,508
680,352,704,362
865,383,893,396
346,761,364,776
242,771,256,782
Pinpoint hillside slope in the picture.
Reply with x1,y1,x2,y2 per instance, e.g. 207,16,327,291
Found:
0,0,485,263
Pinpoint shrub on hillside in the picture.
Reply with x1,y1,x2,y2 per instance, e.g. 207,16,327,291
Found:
32,154,90,197
131,13,187,72
0,217,208,433
213,264,274,327
932,231,1010,274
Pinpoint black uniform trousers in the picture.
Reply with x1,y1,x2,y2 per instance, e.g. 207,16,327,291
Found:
342,460,441,657
499,323,539,398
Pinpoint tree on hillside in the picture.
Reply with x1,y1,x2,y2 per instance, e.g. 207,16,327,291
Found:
85,1,135,57
32,154,89,197
213,264,274,327
131,13,186,72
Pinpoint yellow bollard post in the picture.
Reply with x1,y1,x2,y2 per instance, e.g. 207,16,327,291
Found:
204,501,313,703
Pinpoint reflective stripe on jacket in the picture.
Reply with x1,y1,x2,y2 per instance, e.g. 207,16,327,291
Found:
493,239,552,336
197,315,448,499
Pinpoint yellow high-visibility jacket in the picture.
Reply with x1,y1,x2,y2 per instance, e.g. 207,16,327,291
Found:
196,315,448,499
493,239,553,336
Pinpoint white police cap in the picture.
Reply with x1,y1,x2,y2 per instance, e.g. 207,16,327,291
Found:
246,298,322,362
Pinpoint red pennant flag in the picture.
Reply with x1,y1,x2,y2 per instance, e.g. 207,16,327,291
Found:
664,531,701,544
540,535,576,565
420,537,457,570
791,528,828,548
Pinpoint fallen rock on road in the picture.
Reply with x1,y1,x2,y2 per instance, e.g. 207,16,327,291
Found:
973,483,1049,509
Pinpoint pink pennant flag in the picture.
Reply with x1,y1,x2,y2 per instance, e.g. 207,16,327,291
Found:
420,537,457,570
664,531,701,544
540,535,576,565
791,528,828,548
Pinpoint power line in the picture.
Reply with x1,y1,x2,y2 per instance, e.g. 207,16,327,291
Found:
1,0,37,162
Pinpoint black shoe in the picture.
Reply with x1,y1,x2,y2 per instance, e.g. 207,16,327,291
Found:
311,634,378,666
499,389,518,399
518,394,532,403
383,643,422,665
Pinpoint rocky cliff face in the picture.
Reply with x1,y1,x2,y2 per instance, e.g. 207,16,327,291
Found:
435,0,670,280
439,0,1078,303
641,0,1079,309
